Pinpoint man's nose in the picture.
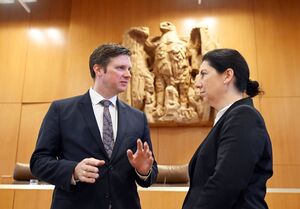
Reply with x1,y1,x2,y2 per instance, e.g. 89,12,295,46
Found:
124,69,131,78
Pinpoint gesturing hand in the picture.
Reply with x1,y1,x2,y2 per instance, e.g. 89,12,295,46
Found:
127,139,154,175
74,158,105,183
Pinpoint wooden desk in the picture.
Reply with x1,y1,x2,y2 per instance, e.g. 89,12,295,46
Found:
1,183,300,209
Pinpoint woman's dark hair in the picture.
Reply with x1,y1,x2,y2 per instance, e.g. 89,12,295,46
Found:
202,48,262,97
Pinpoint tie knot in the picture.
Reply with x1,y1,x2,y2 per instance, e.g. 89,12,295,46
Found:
100,100,112,107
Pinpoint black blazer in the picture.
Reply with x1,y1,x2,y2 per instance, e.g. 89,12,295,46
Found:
30,91,158,209
182,98,273,209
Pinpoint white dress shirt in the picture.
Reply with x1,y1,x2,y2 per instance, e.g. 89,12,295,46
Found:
213,103,233,126
89,88,118,142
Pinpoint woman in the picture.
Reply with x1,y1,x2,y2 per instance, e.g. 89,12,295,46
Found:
182,49,273,209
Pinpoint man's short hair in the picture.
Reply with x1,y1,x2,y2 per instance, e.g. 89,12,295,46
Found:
89,43,131,78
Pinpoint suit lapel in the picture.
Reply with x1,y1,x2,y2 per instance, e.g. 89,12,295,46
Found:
78,91,107,156
189,97,254,180
110,99,128,161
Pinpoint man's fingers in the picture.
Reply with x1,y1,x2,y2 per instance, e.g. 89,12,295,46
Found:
80,176,97,184
85,158,105,167
146,150,152,158
127,149,134,161
137,139,143,151
83,165,99,173
144,142,149,152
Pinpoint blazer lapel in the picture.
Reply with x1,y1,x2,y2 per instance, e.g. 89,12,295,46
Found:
78,91,107,156
110,99,128,161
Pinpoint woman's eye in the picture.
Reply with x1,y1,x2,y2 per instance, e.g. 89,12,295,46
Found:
200,71,206,78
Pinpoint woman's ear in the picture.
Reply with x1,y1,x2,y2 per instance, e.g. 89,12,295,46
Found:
223,68,234,84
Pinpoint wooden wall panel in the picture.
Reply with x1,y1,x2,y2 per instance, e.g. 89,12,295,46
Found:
266,193,300,209
139,190,300,209
22,0,72,102
260,98,300,165
16,104,50,163
0,104,21,176
139,191,186,209
269,165,300,188
260,98,300,187
254,0,300,97
13,190,52,209
156,127,211,164
150,128,159,161
1,189,300,209
0,5,29,103
0,190,14,209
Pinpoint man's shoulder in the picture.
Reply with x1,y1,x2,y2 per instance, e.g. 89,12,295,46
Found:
118,99,144,115
52,92,88,107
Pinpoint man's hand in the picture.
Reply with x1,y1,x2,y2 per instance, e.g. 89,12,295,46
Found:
127,139,154,175
74,158,105,183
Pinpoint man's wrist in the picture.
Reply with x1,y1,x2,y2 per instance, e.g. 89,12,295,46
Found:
135,168,152,181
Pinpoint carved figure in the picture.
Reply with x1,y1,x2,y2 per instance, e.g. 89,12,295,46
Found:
121,22,218,125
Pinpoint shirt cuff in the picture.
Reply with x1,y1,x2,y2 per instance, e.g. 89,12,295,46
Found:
71,174,79,185
135,168,152,181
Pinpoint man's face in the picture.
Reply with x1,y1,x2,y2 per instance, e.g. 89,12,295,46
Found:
98,55,132,97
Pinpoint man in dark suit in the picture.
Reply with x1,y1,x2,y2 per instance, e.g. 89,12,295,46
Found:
30,43,158,209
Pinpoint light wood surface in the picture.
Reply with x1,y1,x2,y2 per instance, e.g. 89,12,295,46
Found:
0,104,21,176
0,190,14,209
13,190,52,209
0,5,29,103
16,104,50,163
155,127,211,164
254,0,300,97
21,0,72,102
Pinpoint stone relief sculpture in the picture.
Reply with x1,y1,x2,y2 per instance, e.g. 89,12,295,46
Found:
120,21,218,126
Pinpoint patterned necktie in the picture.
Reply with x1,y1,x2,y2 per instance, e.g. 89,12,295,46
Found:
100,100,114,158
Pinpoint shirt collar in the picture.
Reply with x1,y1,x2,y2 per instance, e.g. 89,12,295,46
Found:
89,87,117,107
213,103,233,126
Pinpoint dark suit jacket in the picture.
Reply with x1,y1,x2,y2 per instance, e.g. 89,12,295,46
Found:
30,91,158,209
182,98,273,209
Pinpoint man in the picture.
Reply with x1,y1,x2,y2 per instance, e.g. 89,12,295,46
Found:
30,43,158,209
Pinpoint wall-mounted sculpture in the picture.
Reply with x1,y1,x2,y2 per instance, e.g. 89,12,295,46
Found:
120,21,218,126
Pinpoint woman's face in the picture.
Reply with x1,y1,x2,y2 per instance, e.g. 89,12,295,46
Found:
195,60,226,107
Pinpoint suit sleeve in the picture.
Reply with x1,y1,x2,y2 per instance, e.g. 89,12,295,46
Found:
195,105,268,208
30,102,77,191
134,113,158,187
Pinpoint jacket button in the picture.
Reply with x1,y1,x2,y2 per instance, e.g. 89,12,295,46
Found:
109,165,113,170
105,193,110,199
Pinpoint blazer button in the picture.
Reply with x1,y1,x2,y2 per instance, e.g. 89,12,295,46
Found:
109,165,113,170
104,193,110,199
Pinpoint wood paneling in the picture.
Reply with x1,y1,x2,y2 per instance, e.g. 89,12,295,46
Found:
260,98,300,188
13,190,52,209
266,193,300,209
260,98,300,165
156,127,211,164
268,165,300,188
0,104,21,176
150,128,159,160
16,104,50,163
254,0,300,97
139,191,186,209
0,190,14,209
22,0,72,102
0,5,29,103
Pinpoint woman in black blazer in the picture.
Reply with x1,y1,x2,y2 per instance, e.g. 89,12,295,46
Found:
182,49,273,209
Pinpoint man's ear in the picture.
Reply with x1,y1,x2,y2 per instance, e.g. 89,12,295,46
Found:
223,68,234,84
93,64,104,77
